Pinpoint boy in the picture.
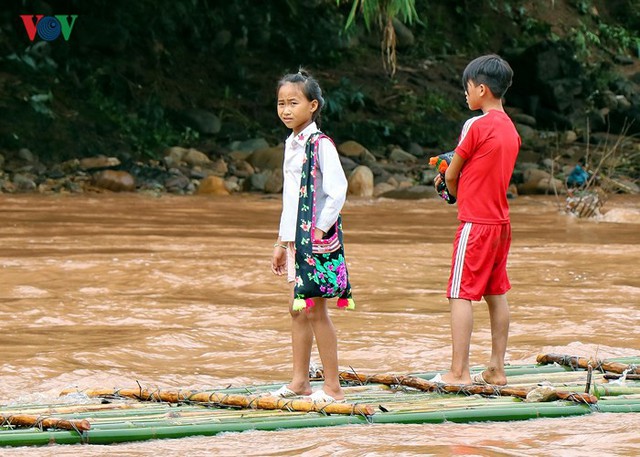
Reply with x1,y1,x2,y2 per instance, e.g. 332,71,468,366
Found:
433,54,520,386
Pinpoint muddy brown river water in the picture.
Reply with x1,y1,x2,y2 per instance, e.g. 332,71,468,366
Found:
0,193,639,456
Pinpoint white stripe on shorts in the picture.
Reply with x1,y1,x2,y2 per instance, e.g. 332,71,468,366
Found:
451,222,472,298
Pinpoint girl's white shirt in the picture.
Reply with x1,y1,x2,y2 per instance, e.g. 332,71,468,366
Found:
278,122,348,242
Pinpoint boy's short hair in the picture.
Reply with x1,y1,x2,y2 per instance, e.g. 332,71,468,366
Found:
462,54,513,99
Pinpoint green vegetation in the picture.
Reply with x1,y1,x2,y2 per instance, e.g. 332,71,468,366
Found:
325,77,366,120
340,0,419,75
0,0,638,162
84,72,198,159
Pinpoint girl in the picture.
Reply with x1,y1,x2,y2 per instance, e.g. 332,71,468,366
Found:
270,69,349,403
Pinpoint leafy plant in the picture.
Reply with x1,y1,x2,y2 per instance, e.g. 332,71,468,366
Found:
598,23,640,56
325,77,366,120
572,0,592,15
28,92,55,118
85,72,191,159
567,23,600,60
338,0,419,77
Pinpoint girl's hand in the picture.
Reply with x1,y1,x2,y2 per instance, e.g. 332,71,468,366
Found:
313,228,325,240
271,245,287,275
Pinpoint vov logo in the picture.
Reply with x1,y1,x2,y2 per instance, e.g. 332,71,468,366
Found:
20,15,78,41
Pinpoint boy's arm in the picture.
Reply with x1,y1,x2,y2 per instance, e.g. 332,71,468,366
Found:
444,153,465,198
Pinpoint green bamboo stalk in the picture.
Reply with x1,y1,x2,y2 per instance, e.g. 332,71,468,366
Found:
598,397,640,405
596,402,640,413
40,388,639,430
16,387,601,431
3,358,640,448
0,401,602,447
5,396,640,448
372,403,594,424
592,385,640,397
411,364,575,380
606,357,640,364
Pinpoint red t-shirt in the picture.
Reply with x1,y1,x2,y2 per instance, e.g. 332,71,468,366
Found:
454,110,521,224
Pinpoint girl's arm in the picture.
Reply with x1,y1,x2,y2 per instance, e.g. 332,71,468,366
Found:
315,137,348,235
271,237,287,275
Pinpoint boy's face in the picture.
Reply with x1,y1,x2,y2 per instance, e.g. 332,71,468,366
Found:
464,81,483,111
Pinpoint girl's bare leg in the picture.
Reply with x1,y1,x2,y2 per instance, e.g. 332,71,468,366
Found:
307,298,344,400
287,284,313,395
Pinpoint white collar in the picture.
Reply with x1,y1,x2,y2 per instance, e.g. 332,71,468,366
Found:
289,122,319,147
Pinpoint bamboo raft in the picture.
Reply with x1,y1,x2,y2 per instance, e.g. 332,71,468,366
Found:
1,353,639,447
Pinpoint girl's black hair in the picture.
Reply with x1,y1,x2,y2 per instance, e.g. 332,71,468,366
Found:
277,67,325,128
462,54,513,99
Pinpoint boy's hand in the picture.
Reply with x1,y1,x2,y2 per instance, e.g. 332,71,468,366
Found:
434,173,456,204
430,151,456,204
313,228,325,240
434,173,443,189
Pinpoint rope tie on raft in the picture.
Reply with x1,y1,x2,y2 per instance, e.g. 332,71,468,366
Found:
558,355,605,373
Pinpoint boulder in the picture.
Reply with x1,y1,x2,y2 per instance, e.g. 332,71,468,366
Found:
229,138,270,153
249,171,271,191
347,165,374,197
392,17,415,49
164,174,191,194
182,109,221,135
92,170,135,192
183,148,211,167
12,173,37,192
264,168,283,194
517,168,563,194
164,147,211,168
247,145,284,171
379,185,437,199
80,156,120,170
163,147,188,167
373,182,396,197
197,175,230,195
511,113,537,127
208,157,228,176
229,160,255,179
338,140,369,160
388,147,417,163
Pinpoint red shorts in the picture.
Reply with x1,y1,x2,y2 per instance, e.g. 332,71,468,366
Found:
447,222,511,301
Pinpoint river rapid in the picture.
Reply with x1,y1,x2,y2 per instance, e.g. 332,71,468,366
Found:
1,193,639,456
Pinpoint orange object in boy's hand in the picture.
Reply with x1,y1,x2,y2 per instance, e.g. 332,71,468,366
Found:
429,151,456,204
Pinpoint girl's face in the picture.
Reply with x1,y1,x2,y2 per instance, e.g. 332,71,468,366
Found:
277,82,318,135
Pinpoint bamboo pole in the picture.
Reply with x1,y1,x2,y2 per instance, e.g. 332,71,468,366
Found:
59,388,375,417
536,353,639,374
592,384,640,397
1,413,90,432
604,374,640,381
5,398,635,447
338,371,597,404
4,395,640,447
0,402,134,417
412,364,572,379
